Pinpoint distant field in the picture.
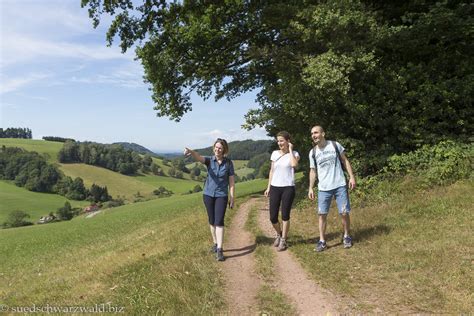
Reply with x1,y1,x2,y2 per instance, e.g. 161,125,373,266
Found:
0,138,63,162
0,179,267,314
58,163,157,199
0,181,89,223
185,159,255,178
232,160,248,169
235,167,255,178
152,157,197,181
59,163,200,199
131,173,203,194
0,139,201,199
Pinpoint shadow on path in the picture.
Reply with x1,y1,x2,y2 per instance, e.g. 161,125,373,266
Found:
224,243,256,259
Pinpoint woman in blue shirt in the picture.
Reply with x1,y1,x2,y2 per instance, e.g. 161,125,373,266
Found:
184,138,235,261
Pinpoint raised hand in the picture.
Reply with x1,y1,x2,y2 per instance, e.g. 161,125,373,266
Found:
183,147,192,157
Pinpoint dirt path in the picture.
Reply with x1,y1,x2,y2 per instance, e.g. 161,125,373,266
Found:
221,198,261,314
222,197,340,315
257,198,339,315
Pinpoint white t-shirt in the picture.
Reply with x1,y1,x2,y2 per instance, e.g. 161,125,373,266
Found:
309,141,346,191
270,150,299,187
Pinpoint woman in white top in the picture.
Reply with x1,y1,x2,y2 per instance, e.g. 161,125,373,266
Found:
264,131,300,251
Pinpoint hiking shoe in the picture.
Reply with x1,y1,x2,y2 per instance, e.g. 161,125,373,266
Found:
216,248,225,261
273,235,281,247
343,236,353,249
210,243,218,253
277,238,287,252
315,241,327,252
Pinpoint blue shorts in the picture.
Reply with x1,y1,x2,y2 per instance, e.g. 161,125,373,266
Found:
318,185,351,215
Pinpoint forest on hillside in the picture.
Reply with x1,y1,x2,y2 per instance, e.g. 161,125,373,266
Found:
194,139,273,160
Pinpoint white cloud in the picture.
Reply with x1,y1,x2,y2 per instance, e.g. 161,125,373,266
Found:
0,73,51,94
0,0,132,68
70,62,145,88
1,33,131,68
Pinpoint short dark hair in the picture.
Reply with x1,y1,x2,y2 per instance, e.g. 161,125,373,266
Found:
311,125,324,133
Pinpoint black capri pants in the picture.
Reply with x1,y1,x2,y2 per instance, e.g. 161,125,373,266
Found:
269,185,296,224
203,195,228,226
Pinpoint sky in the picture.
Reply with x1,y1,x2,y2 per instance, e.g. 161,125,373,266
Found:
0,0,271,153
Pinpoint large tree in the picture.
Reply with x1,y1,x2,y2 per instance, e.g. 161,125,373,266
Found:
82,0,473,173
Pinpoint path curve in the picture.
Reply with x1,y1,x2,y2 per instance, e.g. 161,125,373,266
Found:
257,198,340,315
221,198,261,314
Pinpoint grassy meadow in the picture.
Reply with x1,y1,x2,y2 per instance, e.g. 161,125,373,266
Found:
0,138,63,162
289,176,473,313
0,181,89,223
0,179,267,314
60,163,201,200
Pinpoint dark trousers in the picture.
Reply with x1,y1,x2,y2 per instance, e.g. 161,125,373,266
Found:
269,186,295,224
203,195,228,226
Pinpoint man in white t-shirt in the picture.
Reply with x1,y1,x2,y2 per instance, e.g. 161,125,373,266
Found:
307,125,356,252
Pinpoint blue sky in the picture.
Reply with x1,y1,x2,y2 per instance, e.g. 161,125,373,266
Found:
0,0,270,152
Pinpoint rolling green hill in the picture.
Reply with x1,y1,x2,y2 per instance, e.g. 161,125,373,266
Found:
0,181,89,223
0,138,63,162
0,139,202,200
186,159,256,179
194,139,272,160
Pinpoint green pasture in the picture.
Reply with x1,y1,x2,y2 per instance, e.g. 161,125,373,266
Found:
0,179,266,314
58,163,157,200
152,157,197,181
0,138,63,162
235,167,255,178
59,163,200,200
131,173,203,194
0,181,89,223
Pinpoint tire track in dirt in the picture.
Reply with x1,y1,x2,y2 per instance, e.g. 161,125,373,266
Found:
256,197,340,315
221,198,261,314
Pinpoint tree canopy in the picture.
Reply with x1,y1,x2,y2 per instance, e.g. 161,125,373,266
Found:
82,0,473,173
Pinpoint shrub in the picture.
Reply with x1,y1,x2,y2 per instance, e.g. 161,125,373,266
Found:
2,210,33,228
153,186,173,198
56,202,74,221
384,141,473,186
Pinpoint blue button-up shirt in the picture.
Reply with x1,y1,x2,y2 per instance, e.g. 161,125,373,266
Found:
203,156,235,197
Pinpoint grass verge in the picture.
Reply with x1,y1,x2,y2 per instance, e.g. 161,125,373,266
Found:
290,177,473,313
245,204,297,315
